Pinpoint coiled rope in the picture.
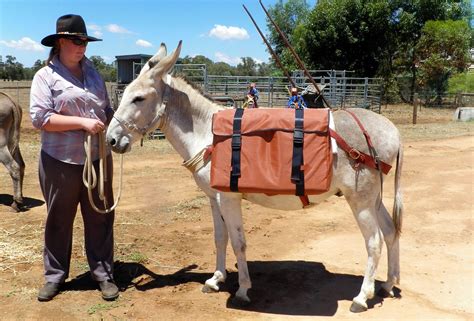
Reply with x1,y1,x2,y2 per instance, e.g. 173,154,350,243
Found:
83,131,123,214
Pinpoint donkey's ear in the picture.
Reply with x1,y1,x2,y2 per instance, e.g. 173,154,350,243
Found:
151,40,182,80
139,43,167,76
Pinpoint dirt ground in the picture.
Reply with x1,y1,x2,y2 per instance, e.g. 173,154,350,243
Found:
0,104,472,320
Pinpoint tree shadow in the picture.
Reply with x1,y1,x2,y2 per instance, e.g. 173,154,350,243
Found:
0,194,44,212
68,260,401,316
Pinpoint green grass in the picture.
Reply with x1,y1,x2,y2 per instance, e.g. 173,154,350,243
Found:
87,301,119,315
126,251,148,264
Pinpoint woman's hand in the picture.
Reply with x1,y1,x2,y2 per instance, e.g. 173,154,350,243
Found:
43,114,106,133
82,118,105,134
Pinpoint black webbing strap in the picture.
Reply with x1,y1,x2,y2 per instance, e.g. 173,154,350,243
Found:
291,108,305,196
230,108,244,192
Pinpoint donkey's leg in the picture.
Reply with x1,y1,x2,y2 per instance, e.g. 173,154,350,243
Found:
345,193,384,312
218,194,251,304
376,199,400,297
203,196,229,292
0,146,23,212
11,147,25,209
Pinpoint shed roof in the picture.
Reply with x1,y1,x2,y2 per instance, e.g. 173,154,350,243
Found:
115,54,152,61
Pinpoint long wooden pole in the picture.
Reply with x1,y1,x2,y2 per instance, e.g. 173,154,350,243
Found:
242,4,296,88
259,0,331,108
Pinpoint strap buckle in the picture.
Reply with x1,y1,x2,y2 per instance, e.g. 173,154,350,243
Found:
349,148,361,160
231,134,241,150
293,128,304,145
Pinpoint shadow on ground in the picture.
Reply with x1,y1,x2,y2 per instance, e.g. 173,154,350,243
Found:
0,194,44,212
66,260,400,316
226,260,401,316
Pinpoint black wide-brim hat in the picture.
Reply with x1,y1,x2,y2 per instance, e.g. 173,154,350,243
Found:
41,14,102,47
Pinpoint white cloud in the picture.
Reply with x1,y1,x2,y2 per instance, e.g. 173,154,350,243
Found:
136,39,152,48
92,31,103,38
87,24,103,38
88,24,101,32
209,25,249,40
106,24,132,34
215,52,241,65
0,37,44,51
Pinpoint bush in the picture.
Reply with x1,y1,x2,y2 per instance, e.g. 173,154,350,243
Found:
448,72,474,93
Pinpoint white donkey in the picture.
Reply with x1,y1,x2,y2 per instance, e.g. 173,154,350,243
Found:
106,41,403,313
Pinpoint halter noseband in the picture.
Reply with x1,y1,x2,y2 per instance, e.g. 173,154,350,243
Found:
113,74,172,137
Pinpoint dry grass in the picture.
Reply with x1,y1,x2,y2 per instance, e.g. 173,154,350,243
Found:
0,224,43,274
380,103,473,141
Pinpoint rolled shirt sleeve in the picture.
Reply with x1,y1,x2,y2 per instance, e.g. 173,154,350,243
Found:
30,69,57,129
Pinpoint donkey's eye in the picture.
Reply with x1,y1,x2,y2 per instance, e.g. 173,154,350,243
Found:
132,96,145,104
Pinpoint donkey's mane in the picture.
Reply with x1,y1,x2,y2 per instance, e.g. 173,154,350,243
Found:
171,76,224,119
175,75,214,102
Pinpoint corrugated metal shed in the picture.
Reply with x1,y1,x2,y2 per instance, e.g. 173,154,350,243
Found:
115,54,152,84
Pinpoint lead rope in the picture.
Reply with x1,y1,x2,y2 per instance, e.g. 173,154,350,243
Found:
83,131,123,214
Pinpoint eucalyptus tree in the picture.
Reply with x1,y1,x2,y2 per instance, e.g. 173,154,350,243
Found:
265,0,311,70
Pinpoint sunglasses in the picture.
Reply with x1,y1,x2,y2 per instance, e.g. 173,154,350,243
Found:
65,37,88,46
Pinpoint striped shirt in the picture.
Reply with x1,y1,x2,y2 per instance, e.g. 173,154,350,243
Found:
30,55,113,165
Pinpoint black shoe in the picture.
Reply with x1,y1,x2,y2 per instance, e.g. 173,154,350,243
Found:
38,282,61,302
99,280,119,301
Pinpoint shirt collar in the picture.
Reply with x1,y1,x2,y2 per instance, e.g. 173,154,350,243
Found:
50,55,92,72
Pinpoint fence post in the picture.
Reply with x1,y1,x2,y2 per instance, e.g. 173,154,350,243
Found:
413,93,418,125
456,92,462,107
16,83,20,105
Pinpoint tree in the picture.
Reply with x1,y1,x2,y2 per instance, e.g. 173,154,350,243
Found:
298,0,392,76
296,0,471,102
415,20,471,103
256,62,276,76
265,0,310,70
32,59,44,72
389,0,472,102
4,55,24,80
90,55,107,70
235,57,258,76
90,55,116,82
448,72,474,94
208,62,233,76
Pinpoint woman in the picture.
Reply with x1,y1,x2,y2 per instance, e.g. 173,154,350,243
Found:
30,14,118,302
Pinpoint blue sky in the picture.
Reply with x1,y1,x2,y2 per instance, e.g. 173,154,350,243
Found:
0,0,316,68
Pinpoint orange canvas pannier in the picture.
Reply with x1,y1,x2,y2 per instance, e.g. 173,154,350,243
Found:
210,108,333,195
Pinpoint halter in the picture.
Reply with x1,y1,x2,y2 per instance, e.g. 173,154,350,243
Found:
113,74,172,137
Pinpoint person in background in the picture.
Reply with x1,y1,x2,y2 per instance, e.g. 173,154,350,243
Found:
287,87,307,109
30,14,118,302
246,82,259,108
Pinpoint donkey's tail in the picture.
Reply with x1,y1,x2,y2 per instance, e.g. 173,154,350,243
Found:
392,139,403,237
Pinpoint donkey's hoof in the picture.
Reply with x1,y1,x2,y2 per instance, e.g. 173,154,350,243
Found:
202,285,218,293
11,201,23,212
350,301,368,313
377,287,394,298
230,295,251,307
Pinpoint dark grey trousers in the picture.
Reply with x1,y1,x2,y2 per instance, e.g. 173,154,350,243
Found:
39,150,115,284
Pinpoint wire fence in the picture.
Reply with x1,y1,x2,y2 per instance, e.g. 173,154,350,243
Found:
417,92,474,108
